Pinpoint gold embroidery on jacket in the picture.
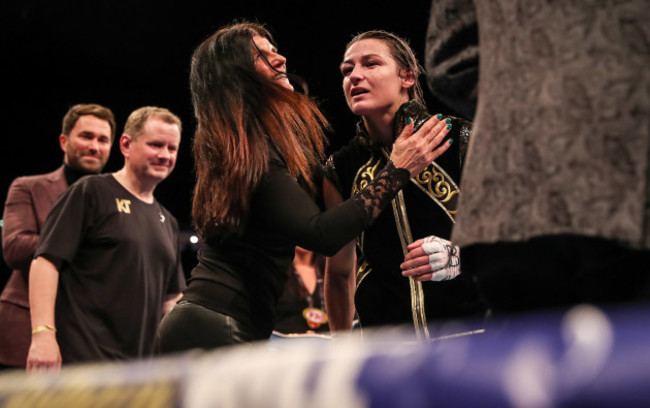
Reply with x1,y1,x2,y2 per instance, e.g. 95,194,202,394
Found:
352,156,382,195
413,162,459,221
356,259,372,290
379,147,458,222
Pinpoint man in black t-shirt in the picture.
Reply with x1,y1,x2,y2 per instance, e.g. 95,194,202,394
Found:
26,107,186,371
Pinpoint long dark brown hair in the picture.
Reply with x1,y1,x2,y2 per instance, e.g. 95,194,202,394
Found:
191,22,328,239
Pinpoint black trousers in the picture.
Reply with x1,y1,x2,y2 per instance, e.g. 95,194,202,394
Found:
462,234,650,315
154,300,254,354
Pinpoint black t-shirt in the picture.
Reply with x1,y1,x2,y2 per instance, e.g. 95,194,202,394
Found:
36,174,185,363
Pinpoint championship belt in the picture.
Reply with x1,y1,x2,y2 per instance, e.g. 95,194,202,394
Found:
351,149,460,340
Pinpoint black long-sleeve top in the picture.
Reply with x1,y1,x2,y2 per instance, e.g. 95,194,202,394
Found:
183,147,409,340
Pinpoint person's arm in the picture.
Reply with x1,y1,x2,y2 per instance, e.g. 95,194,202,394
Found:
325,243,356,331
2,179,40,276
162,216,185,316
322,177,356,331
26,256,61,372
260,115,453,256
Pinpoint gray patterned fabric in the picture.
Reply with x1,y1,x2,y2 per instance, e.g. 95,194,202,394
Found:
445,0,650,250
425,0,479,120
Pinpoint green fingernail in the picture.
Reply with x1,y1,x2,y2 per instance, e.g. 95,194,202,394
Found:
447,124,452,130
407,117,412,124
448,139,454,145
445,118,451,124
436,114,443,120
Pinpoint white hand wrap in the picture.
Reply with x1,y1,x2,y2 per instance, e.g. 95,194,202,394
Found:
421,235,460,281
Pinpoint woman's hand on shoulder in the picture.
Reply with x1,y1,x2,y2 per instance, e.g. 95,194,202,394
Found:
390,114,452,178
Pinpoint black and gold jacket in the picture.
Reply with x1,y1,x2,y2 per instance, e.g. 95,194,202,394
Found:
324,101,484,336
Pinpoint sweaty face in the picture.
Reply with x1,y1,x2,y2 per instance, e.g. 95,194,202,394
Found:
340,38,412,119
252,35,293,91
61,115,112,173
123,117,181,184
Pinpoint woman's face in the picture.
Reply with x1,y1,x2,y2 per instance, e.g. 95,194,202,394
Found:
252,35,293,91
340,38,413,118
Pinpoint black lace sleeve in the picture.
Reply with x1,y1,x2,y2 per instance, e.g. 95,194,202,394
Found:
350,160,410,222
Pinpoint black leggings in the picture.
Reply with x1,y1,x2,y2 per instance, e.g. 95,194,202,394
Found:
154,300,255,354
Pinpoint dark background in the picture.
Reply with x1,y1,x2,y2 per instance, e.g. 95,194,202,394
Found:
1,0,449,281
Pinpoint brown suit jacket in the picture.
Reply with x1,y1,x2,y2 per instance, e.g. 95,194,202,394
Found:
0,166,68,366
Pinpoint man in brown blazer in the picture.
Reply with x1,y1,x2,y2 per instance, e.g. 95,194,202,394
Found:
0,103,115,369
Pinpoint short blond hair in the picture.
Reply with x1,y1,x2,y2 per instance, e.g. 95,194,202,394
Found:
123,106,182,140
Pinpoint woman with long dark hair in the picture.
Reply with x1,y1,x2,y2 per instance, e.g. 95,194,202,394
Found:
155,22,452,352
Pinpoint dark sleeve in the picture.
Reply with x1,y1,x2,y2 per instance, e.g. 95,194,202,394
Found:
307,163,326,211
253,155,409,257
425,0,479,120
35,182,90,269
1,178,39,273
166,215,187,295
